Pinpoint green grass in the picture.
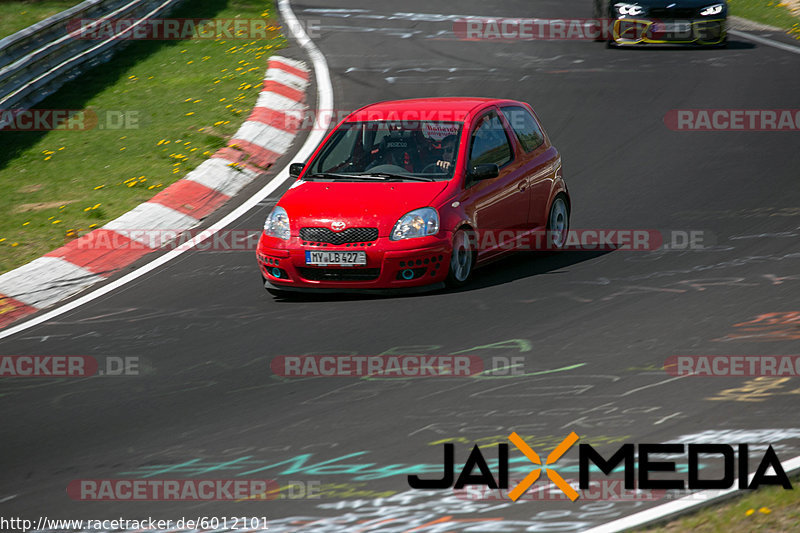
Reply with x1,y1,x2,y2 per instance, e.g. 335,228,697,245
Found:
728,0,800,34
0,0,286,273
643,475,800,532
0,1,83,40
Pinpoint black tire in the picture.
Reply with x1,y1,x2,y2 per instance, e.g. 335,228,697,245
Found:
445,228,476,288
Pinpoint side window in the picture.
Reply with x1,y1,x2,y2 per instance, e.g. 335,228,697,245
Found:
469,113,513,168
500,106,544,153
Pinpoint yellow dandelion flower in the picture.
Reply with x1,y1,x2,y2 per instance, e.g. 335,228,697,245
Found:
58,146,65,150
89,224,97,228
759,507,771,514
120,147,126,151
94,185,104,190
185,112,195,116
44,156,52,161
745,509,755,516
11,242,18,247
52,220,62,224
22,222,30,226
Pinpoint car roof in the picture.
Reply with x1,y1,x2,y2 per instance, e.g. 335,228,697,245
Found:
345,97,526,122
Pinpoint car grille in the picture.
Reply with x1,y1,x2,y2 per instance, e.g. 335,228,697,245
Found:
296,267,381,282
647,8,699,19
300,227,379,245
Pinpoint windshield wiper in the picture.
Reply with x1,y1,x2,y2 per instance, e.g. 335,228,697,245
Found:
357,172,435,182
304,172,387,181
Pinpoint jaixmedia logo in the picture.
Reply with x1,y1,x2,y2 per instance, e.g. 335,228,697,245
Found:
408,432,793,501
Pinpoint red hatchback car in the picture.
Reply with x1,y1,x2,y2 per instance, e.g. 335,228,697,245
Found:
257,97,569,293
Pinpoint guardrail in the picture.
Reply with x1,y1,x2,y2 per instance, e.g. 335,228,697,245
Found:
0,0,184,115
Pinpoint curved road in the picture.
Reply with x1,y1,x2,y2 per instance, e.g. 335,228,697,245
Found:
1,1,800,531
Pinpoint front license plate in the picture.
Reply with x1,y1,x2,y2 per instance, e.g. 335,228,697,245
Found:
305,250,367,266
652,21,691,34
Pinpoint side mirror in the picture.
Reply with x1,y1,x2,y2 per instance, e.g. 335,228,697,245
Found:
289,162,305,177
467,163,499,181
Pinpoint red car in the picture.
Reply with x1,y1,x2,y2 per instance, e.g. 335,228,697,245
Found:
257,97,569,293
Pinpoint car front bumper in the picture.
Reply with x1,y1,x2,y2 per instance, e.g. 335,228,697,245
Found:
611,17,727,45
256,232,452,290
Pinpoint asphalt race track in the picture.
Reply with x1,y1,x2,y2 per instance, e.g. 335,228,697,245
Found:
2,0,800,531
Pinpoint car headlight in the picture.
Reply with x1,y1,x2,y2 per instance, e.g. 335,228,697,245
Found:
263,206,290,240
700,3,724,16
390,208,440,241
614,2,644,15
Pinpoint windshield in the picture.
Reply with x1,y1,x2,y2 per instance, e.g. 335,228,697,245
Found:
306,120,463,181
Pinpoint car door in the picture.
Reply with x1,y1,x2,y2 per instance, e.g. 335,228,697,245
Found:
463,109,529,259
499,105,560,230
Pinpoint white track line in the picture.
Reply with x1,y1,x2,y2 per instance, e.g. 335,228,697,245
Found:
584,455,800,532
729,29,800,55
0,0,332,341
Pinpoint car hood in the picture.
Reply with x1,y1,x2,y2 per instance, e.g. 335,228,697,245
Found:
277,179,450,237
